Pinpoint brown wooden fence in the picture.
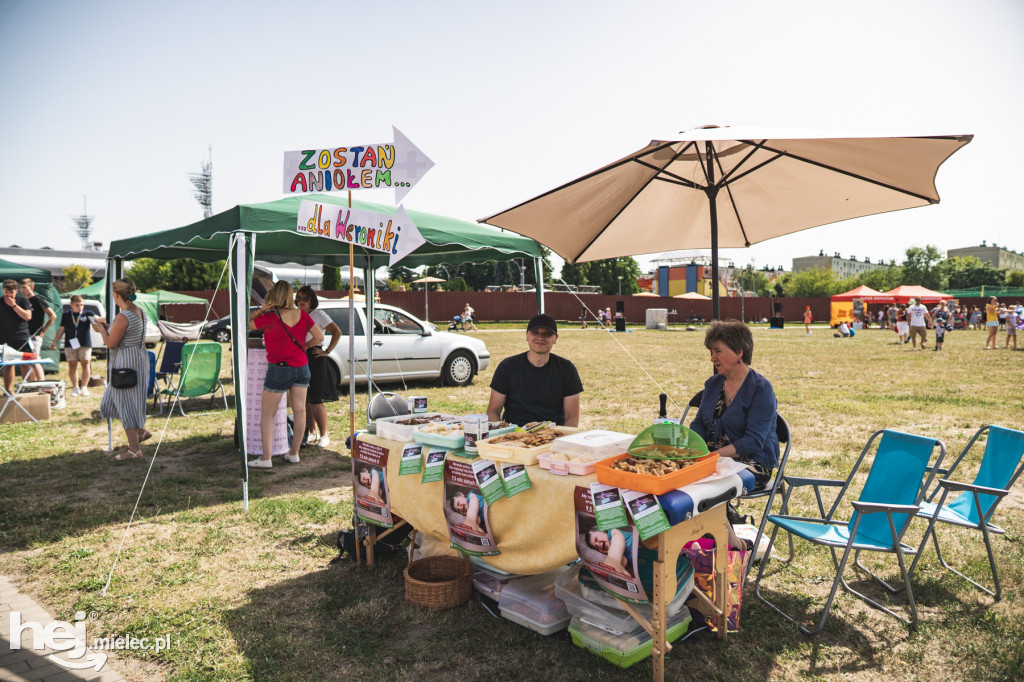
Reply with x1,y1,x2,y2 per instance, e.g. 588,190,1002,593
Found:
163,291,1013,328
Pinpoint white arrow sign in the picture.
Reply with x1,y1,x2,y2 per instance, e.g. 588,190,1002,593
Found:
296,200,426,266
283,126,434,204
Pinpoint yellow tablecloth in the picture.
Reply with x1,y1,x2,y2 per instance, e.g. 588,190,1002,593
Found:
358,432,594,575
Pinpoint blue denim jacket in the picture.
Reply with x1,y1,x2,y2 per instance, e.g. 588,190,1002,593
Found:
689,368,779,471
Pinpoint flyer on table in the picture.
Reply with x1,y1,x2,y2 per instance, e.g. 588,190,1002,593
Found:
398,443,423,476
590,482,629,531
421,448,448,484
621,489,671,541
472,459,505,504
352,438,394,528
501,463,531,498
573,486,647,603
444,459,499,556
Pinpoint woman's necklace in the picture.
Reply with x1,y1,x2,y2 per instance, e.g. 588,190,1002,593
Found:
723,368,749,405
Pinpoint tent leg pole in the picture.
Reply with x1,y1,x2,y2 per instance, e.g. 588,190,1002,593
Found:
105,418,113,452
242,480,249,514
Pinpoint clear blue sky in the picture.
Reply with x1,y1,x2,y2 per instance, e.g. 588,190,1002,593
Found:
2,0,1021,275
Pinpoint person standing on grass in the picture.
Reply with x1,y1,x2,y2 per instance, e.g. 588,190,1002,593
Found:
906,298,931,351
51,295,96,396
579,306,588,329
93,279,150,461
895,305,909,344
1003,303,1019,349
803,306,813,335
933,319,946,351
248,280,323,469
461,303,477,332
1,279,32,394
984,297,1000,349
19,279,55,382
294,286,340,449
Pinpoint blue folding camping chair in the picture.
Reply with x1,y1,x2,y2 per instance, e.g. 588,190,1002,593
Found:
753,429,946,635
910,424,1024,601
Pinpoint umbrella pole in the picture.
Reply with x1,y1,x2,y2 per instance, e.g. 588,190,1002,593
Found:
706,141,721,321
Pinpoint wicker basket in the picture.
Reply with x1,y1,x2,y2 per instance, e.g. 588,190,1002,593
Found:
404,555,471,610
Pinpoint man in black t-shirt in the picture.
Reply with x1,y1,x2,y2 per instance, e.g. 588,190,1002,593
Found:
19,279,56,381
1,278,33,393
487,314,582,427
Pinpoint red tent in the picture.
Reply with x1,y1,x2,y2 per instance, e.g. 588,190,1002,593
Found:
881,285,953,304
831,285,894,303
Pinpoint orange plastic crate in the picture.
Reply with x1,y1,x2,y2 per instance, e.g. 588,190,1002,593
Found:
593,451,719,495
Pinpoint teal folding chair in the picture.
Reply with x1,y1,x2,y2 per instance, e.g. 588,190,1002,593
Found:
910,424,1024,601
160,342,227,416
753,429,946,635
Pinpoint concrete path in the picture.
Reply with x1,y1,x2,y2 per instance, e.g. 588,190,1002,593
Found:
1,576,127,682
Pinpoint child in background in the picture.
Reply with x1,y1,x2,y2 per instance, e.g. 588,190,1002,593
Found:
933,321,946,351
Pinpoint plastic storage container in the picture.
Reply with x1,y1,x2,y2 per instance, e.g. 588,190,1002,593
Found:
414,422,517,450
555,564,693,635
594,452,719,495
376,413,456,441
568,609,692,669
539,430,634,475
476,426,578,465
497,565,572,635
470,560,526,601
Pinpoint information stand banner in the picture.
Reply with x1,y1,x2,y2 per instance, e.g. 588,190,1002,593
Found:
573,486,647,603
444,459,499,556
352,438,394,528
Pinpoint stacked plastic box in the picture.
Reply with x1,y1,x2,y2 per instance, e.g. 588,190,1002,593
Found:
496,565,572,636
556,564,694,668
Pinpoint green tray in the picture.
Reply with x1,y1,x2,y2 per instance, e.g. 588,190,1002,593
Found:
569,611,691,668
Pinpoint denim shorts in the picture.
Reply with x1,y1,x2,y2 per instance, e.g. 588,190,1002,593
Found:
264,363,310,393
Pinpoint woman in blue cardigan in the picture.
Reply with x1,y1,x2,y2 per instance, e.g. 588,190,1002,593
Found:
690,320,779,490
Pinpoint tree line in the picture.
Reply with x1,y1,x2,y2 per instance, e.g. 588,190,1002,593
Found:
777,245,1022,298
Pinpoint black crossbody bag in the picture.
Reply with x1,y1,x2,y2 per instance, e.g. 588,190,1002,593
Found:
111,312,146,389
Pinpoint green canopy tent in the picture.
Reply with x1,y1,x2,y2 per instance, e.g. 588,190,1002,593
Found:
0,257,62,372
106,194,544,509
65,283,209,329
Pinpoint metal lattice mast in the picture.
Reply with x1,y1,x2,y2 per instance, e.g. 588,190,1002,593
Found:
188,146,213,218
71,197,95,250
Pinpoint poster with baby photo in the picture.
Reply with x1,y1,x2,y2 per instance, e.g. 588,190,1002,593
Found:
573,485,647,603
444,459,500,556
352,438,394,528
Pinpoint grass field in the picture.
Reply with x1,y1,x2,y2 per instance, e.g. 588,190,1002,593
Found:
1,322,1023,681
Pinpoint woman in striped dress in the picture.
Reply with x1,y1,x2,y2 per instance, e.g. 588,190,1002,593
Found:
94,278,150,461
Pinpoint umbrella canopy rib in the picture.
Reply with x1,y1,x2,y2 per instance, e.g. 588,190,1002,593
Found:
739,141,939,203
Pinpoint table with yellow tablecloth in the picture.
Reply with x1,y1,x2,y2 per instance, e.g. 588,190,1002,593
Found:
357,432,593,575
354,430,732,682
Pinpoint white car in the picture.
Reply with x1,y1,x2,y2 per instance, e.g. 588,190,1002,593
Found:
59,298,161,356
315,300,489,387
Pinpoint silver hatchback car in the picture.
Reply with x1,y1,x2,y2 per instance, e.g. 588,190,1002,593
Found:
315,300,489,388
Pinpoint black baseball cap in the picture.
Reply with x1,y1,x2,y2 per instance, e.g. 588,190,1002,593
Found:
527,314,558,334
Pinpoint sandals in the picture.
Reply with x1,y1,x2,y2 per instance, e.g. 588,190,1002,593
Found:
110,450,143,462
139,430,153,443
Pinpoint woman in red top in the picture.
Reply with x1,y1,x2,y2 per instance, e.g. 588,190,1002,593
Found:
247,281,324,469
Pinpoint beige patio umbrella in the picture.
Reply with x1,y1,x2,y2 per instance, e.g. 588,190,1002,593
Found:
481,126,972,318
673,291,712,300
633,291,659,297
411,275,446,322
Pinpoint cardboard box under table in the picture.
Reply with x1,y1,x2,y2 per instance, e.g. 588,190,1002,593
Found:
357,432,749,682
0,392,50,424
